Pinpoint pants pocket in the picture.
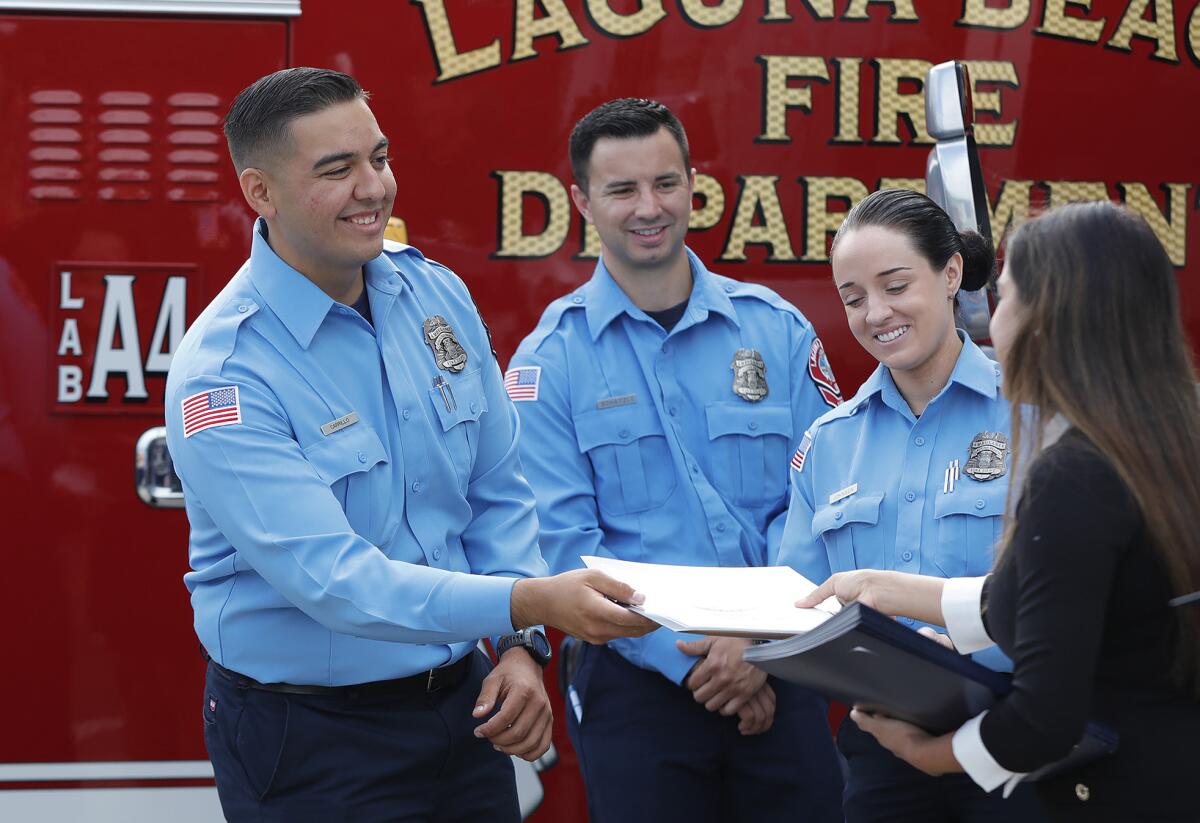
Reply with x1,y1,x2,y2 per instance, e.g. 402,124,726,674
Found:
233,688,292,801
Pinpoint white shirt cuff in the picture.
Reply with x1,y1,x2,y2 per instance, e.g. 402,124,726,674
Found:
941,576,994,654
952,711,1027,798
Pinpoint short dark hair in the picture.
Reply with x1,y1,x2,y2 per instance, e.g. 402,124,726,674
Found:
224,67,367,173
831,188,996,292
569,98,690,192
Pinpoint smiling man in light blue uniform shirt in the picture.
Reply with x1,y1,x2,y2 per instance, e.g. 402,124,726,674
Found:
166,68,653,823
507,98,844,823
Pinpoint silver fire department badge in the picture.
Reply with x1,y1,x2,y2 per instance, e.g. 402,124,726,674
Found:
423,315,468,373
731,348,768,402
963,431,1008,481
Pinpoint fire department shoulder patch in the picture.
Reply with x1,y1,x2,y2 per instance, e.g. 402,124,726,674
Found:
808,338,842,407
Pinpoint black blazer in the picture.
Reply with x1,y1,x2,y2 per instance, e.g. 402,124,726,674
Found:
981,429,1200,822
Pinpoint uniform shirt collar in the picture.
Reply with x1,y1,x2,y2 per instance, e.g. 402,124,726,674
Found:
247,218,404,348
858,330,999,413
583,247,737,340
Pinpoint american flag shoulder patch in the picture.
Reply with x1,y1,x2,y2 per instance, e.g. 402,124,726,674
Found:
791,431,813,473
182,385,242,438
504,366,541,402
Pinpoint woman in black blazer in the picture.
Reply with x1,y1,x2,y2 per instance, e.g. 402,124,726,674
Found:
801,201,1200,822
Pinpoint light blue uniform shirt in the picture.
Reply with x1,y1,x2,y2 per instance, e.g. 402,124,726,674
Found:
509,250,840,684
775,332,1011,670
166,220,547,686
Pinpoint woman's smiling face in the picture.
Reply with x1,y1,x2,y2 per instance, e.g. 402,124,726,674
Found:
832,225,962,374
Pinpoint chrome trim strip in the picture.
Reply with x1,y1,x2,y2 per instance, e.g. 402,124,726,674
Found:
0,0,299,16
0,760,214,782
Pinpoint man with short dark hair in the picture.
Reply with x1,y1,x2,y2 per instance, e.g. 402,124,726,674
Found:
507,97,846,822
166,68,653,822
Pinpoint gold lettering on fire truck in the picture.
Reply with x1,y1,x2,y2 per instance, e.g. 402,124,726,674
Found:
679,0,743,28
1046,180,1110,207
988,180,1035,240
413,0,503,82
1036,0,1105,44
802,176,870,261
493,170,570,258
960,61,1019,147
691,174,726,232
757,56,830,142
832,57,863,143
1109,0,1178,63
843,0,917,22
1119,182,1190,266
719,176,798,262
512,0,590,62
879,178,925,194
871,58,934,144
959,0,1030,30
584,0,667,38
1191,3,1200,66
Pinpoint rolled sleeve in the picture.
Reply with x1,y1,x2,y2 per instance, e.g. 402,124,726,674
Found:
942,576,995,654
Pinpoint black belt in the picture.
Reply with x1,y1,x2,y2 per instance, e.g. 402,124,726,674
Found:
206,651,475,697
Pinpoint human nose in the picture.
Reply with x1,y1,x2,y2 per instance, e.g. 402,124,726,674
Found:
632,186,662,220
864,296,892,327
354,162,387,202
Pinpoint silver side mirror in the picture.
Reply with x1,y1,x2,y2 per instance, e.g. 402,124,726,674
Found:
925,61,993,342
135,426,185,508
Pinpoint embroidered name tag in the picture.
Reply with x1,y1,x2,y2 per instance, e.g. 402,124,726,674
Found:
597,394,637,410
829,483,858,504
320,411,360,437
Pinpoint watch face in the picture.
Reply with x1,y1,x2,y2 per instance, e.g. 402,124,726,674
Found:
530,630,551,659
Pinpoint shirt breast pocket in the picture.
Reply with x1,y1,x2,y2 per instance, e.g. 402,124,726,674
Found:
812,494,884,573
428,368,488,491
573,404,675,516
302,424,389,534
704,402,793,507
932,482,1007,577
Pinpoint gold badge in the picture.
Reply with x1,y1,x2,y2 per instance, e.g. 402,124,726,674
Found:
963,431,1008,481
423,315,467,373
731,348,768,403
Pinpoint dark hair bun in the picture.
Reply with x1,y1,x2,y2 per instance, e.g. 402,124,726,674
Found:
959,230,996,292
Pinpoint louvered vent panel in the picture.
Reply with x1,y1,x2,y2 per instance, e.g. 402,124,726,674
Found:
28,89,83,200
97,91,153,201
166,92,223,202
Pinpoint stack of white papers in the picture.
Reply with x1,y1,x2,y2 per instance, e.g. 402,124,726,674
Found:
581,556,841,638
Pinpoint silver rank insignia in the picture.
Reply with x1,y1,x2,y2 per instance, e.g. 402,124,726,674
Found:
423,315,468,373
731,348,768,402
963,431,1008,481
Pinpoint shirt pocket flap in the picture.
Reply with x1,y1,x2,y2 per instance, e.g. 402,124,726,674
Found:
303,423,388,485
934,483,1008,519
573,403,662,453
811,493,884,540
704,402,793,440
428,368,488,432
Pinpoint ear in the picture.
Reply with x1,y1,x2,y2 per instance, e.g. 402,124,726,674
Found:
944,251,964,298
238,167,276,219
570,183,593,224
688,167,697,194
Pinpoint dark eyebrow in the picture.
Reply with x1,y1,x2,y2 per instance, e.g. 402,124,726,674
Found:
836,266,912,291
312,137,389,172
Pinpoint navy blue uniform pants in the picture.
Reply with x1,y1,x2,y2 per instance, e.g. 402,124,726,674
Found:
838,717,1048,823
202,650,519,823
567,643,844,823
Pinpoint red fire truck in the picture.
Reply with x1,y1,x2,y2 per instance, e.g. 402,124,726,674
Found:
2,0,1197,819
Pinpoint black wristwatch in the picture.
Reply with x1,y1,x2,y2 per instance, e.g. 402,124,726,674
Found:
496,628,552,667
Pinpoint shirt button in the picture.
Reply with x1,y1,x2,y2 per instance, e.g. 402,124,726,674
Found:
723,284,734,293
661,344,669,354
902,617,915,625
669,407,677,417
402,409,411,420
905,491,916,502
411,481,421,493
619,429,630,439
975,499,986,510
1075,783,1090,802
433,548,442,561
716,522,726,532
691,464,699,474
469,402,478,414
914,436,926,446
237,304,248,313
357,451,367,463
834,511,843,520
748,421,758,431
571,295,583,304
902,550,913,561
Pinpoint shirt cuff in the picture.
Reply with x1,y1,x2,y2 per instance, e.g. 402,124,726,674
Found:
942,576,994,654
952,711,1027,798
